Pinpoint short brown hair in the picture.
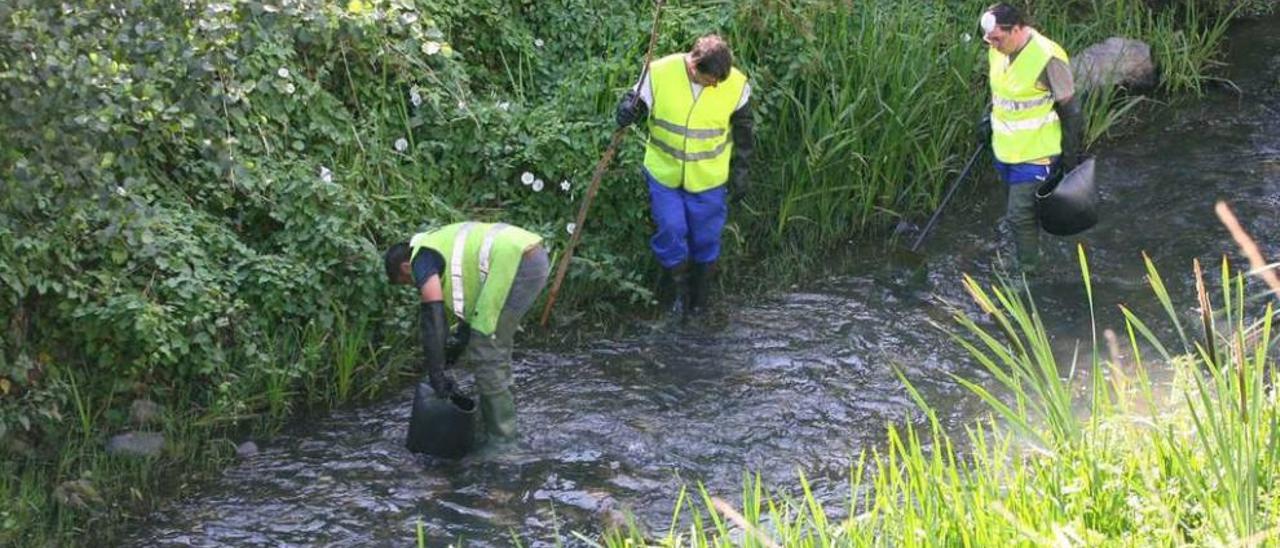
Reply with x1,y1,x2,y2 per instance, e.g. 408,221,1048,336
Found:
689,34,732,82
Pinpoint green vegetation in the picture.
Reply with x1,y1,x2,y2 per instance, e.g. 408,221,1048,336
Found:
0,0,1270,544
598,248,1280,546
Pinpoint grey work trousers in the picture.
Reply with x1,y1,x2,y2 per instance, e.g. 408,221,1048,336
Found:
462,246,550,396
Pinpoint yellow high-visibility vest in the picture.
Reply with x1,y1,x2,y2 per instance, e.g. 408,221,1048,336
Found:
410,222,542,336
643,54,748,193
988,30,1068,164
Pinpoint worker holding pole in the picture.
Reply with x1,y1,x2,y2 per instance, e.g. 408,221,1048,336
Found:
978,3,1085,276
614,34,755,320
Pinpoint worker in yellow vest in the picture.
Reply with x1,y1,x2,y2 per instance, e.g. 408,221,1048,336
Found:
384,222,549,449
614,34,754,318
978,3,1084,275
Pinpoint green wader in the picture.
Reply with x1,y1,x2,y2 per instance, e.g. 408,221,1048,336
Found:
461,246,549,445
1004,182,1040,275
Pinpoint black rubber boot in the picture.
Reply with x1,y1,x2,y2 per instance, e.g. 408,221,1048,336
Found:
657,263,689,319
687,261,714,317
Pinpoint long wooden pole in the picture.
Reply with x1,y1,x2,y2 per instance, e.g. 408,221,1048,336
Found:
540,0,666,327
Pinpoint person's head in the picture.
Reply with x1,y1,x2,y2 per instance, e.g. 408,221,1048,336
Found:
980,3,1031,55
686,34,733,87
384,242,413,285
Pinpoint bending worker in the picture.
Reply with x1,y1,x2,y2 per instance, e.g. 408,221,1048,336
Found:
384,222,549,448
614,33,754,317
979,3,1084,275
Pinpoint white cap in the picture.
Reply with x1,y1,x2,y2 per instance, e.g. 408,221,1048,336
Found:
979,12,998,34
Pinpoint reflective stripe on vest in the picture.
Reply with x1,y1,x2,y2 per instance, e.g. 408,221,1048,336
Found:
410,222,543,336
477,223,508,284
642,53,748,193
448,223,476,318
988,30,1068,164
992,95,1053,112
447,223,510,318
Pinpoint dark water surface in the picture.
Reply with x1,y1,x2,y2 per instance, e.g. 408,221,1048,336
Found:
126,15,1280,547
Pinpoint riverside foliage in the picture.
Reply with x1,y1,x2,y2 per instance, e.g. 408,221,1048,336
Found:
0,0,1268,544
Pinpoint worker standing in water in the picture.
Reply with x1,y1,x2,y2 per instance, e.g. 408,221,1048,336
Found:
614,34,755,318
978,3,1084,275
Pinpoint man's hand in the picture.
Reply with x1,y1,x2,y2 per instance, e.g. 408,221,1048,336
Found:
444,324,470,367
1058,153,1079,174
427,369,456,398
615,90,647,128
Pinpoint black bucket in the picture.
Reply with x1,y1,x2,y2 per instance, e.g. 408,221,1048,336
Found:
1036,157,1098,236
406,383,476,459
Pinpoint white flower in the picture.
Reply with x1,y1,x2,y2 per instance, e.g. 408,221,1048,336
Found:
534,38,544,48
961,33,972,43
394,137,408,152
284,82,296,95
409,86,422,107
520,172,535,185
560,180,570,191
498,101,510,111
532,179,544,192
277,67,290,78
423,41,441,55
320,166,332,183
457,100,467,110
115,186,127,197
565,222,576,235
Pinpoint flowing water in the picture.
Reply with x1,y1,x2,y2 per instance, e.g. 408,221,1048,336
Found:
127,15,1280,547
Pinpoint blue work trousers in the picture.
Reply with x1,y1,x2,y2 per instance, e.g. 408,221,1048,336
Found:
645,170,728,268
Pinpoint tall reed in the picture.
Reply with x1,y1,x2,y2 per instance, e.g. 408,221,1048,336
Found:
595,246,1280,545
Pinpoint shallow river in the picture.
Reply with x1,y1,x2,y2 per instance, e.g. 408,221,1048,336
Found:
126,14,1280,547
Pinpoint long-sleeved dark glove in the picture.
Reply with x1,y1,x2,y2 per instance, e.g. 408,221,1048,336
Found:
728,101,754,205
444,322,470,368
419,301,455,398
1055,95,1084,173
615,89,648,128
977,111,993,149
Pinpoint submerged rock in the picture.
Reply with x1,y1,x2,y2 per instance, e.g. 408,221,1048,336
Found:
106,431,165,458
1073,37,1157,93
236,440,259,459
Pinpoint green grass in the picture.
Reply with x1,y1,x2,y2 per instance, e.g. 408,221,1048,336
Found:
592,247,1280,546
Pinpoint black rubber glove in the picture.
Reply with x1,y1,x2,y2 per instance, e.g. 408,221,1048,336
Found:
418,302,455,398
977,111,992,149
444,322,470,368
728,101,754,205
1055,95,1084,173
615,89,648,128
